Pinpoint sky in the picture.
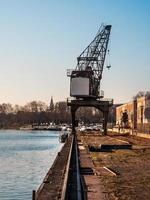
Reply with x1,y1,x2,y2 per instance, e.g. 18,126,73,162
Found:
0,0,149,105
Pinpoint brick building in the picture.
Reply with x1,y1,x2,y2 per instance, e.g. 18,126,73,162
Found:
109,104,123,125
116,101,135,128
116,96,150,131
137,96,150,132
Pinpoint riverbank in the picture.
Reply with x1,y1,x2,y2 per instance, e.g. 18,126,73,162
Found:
0,124,62,131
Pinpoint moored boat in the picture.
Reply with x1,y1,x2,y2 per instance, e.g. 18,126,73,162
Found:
59,132,68,143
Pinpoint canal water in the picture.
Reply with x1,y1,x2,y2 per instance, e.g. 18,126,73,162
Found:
0,130,63,200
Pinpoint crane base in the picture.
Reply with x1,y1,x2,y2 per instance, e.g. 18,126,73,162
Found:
67,98,113,135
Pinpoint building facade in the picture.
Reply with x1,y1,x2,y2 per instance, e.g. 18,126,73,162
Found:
116,101,135,128
116,96,150,131
137,96,150,132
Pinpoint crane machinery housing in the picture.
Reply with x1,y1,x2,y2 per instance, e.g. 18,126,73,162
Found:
67,24,113,135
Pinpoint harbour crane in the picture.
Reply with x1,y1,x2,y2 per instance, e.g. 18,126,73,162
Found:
67,24,112,135
68,24,111,99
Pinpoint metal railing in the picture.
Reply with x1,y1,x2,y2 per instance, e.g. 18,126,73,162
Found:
67,69,73,77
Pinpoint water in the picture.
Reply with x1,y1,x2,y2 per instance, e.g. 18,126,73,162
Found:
0,130,63,200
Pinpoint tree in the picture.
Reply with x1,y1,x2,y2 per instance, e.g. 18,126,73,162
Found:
133,91,150,100
0,103,13,114
121,111,128,128
14,104,20,113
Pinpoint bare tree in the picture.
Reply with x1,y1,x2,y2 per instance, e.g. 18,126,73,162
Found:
133,91,150,100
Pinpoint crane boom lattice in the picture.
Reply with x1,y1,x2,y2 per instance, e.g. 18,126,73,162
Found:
77,25,111,80
69,24,111,99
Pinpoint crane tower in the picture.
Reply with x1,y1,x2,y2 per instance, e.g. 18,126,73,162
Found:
67,24,113,135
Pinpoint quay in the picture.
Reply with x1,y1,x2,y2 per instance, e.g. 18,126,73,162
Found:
33,130,150,200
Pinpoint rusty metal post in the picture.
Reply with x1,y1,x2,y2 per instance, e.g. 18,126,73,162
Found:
32,190,36,200
71,106,77,135
103,111,108,135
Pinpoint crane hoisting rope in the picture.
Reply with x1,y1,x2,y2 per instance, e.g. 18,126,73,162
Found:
106,34,111,70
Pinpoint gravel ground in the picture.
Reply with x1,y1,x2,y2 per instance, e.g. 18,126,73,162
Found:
79,132,150,200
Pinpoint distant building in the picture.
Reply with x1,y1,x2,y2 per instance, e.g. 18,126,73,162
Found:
137,96,150,131
116,101,135,128
109,104,123,124
48,96,55,112
116,96,150,131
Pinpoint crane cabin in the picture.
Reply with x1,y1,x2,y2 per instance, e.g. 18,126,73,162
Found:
70,68,99,99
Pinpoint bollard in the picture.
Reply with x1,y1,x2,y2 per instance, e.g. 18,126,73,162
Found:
32,190,36,200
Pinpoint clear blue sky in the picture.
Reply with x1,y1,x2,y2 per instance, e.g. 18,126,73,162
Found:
0,0,149,105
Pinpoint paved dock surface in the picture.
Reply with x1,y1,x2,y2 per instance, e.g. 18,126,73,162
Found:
79,132,150,200
78,141,105,199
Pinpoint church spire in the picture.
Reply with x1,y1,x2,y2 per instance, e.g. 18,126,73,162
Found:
49,96,54,112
